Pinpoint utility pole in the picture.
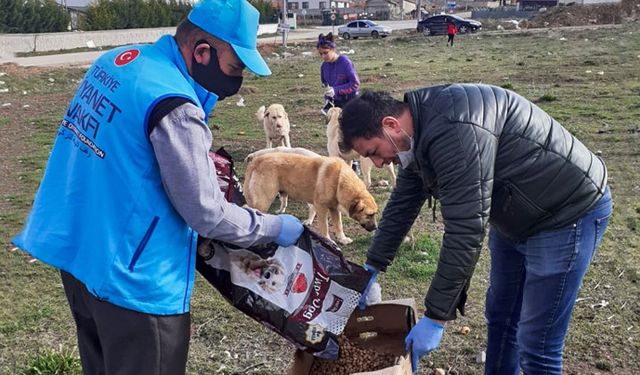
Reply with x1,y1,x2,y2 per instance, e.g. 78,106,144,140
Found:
416,0,421,19
280,0,289,48
331,1,336,36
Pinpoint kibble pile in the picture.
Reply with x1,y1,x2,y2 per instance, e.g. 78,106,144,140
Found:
310,335,398,374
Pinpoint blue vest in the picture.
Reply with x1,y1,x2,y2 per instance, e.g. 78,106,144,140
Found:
13,35,218,315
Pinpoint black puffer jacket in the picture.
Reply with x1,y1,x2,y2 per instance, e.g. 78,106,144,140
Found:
367,84,607,321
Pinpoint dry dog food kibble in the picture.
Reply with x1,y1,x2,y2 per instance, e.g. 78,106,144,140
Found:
309,335,398,375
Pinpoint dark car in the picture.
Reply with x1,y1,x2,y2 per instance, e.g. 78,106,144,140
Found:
417,14,482,35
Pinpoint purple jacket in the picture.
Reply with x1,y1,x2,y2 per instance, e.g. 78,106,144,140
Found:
320,54,360,104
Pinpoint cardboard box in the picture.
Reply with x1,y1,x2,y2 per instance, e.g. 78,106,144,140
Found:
289,299,417,375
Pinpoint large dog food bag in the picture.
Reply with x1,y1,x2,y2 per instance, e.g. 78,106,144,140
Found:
196,148,371,359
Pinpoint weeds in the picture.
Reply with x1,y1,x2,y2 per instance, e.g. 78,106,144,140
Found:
19,348,81,375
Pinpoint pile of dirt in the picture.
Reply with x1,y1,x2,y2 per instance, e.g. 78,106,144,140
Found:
524,0,639,28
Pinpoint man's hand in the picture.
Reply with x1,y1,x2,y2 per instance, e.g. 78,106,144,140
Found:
274,214,303,247
404,316,445,373
358,264,379,310
323,85,335,98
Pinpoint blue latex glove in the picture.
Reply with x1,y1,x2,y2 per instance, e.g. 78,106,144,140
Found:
404,316,445,373
275,214,303,247
358,263,379,310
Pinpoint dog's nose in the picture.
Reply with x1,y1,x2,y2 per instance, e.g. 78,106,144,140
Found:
263,271,271,279
362,223,377,232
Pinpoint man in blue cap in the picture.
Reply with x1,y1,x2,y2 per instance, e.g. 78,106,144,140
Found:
11,1,302,373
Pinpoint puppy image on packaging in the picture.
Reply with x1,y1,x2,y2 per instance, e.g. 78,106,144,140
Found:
228,251,286,294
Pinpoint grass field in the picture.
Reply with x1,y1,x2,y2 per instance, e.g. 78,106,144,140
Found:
1,23,639,375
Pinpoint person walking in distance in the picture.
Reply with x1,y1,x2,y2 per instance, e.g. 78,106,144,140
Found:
447,19,457,47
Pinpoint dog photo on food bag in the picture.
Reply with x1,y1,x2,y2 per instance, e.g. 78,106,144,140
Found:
257,104,292,148
228,251,286,294
203,242,316,312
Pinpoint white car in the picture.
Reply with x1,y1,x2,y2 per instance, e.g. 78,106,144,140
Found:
338,20,392,40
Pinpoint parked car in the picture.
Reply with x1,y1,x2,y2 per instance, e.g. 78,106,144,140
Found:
338,20,392,40
417,14,482,35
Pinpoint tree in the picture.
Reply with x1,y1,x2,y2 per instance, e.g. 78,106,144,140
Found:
83,0,192,31
249,0,277,23
0,0,70,33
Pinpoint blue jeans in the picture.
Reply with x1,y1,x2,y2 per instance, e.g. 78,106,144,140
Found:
485,187,612,375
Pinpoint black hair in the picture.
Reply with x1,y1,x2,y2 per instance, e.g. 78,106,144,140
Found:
317,32,336,49
318,32,336,42
339,91,409,150
174,19,199,46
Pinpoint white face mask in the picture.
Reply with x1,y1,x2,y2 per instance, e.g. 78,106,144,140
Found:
384,128,414,169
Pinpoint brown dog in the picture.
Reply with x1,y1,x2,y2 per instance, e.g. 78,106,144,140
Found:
243,152,378,245
325,107,396,188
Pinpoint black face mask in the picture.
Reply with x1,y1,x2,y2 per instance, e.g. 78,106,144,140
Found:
191,40,243,101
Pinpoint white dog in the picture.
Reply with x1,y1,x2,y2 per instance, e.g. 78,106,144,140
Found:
257,104,291,148
229,251,286,294
325,107,397,188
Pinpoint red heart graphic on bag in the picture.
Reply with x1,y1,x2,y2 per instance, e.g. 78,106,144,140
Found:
292,273,308,293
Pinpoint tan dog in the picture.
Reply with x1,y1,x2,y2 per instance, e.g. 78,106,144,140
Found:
244,147,321,214
244,153,378,245
245,146,320,163
257,104,291,148
326,107,396,188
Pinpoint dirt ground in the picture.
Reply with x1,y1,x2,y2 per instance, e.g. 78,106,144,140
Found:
525,0,639,28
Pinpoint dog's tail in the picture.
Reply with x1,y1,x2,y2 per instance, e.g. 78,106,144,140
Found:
256,105,266,123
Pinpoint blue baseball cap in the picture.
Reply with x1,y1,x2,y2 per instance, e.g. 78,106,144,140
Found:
188,0,271,77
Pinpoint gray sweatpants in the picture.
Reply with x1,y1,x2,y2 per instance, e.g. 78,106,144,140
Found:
61,271,190,375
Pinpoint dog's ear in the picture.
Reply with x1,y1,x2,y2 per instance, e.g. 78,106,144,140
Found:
349,200,363,217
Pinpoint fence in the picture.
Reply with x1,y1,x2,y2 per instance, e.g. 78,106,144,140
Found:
0,24,278,59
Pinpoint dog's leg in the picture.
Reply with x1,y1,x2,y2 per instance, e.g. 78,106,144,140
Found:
387,164,397,187
284,134,291,148
245,173,278,213
303,204,316,225
276,193,288,214
266,138,272,149
315,206,331,241
331,209,353,245
360,157,373,188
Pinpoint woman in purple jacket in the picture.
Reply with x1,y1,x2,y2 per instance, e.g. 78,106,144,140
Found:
317,32,360,114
